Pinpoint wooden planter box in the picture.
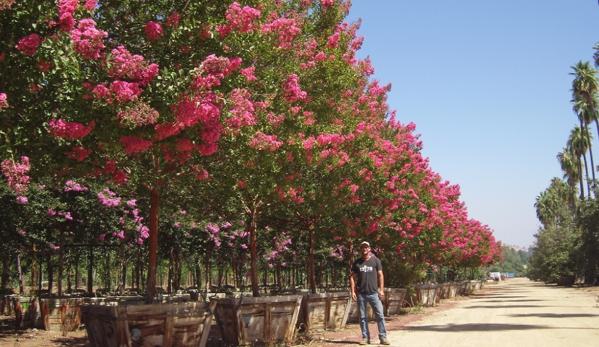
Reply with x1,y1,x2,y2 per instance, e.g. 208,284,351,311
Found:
83,296,146,306
437,283,450,299
413,284,438,307
213,294,302,345
80,300,216,347
40,297,84,332
298,292,351,332
448,283,459,299
13,296,43,328
0,295,12,316
384,288,407,315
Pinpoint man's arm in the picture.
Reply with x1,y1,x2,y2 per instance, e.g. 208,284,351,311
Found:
377,270,385,298
350,272,358,301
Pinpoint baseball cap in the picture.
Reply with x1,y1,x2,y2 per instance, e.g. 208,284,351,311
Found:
360,241,370,248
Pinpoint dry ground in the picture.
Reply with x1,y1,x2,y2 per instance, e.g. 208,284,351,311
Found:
1,278,598,347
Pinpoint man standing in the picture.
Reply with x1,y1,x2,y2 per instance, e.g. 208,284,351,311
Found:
350,241,390,345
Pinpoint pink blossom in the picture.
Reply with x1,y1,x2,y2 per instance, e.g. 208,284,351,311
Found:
64,180,88,191
249,132,283,152
16,196,27,204
98,234,105,242
126,199,136,207
83,0,97,11
64,212,73,220
261,17,301,49
1,156,30,195
48,119,93,140
117,101,159,128
282,74,307,102
325,31,339,49
226,88,256,130
216,2,261,37
165,12,180,28
321,0,335,8
71,19,107,60
145,21,163,41
108,46,159,86
0,93,7,109
15,34,42,56
266,113,285,127
240,66,257,82
110,81,142,103
0,0,16,10
120,136,153,155
68,146,92,161
18,229,25,236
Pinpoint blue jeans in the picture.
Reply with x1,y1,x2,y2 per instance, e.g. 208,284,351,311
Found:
357,292,387,339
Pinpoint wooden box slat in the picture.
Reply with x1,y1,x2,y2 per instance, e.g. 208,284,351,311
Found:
81,300,216,347
300,292,351,332
213,294,302,345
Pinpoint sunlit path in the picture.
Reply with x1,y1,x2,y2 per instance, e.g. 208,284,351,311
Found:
385,278,599,347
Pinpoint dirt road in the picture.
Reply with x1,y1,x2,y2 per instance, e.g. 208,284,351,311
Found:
2,278,599,346
383,278,599,347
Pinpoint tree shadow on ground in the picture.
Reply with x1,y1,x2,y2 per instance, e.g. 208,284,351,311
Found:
404,323,554,332
505,313,599,318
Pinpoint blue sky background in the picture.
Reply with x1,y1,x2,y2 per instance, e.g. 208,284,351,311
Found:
345,1,599,248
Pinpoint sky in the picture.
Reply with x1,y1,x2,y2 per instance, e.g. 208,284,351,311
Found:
345,1,599,248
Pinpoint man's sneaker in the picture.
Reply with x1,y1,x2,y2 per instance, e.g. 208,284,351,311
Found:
380,337,390,345
359,337,370,345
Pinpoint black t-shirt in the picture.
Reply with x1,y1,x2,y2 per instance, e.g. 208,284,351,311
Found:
351,256,382,295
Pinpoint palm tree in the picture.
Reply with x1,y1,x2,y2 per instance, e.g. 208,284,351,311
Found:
570,61,599,190
573,96,597,183
568,126,591,199
557,146,582,202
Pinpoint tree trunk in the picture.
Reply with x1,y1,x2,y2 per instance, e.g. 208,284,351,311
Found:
120,238,125,295
249,211,259,297
67,248,72,294
1,251,7,289
87,245,94,293
58,230,64,296
168,247,173,294
47,252,53,294
17,253,24,294
145,187,159,304
309,221,316,294
583,152,591,199
31,243,36,293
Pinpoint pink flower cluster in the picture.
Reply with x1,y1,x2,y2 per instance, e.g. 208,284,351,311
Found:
216,2,261,37
165,12,180,28
58,0,78,31
117,101,159,128
108,46,159,86
262,17,301,49
145,21,163,41
249,132,283,152
71,19,107,60
120,136,153,155
1,156,30,196
0,0,16,10
83,0,97,11
48,119,93,140
0,93,7,110
282,74,307,103
225,89,256,130
89,80,142,104
97,188,121,207
64,180,88,192
321,0,335,8
266,112,285,128
15,34,42,56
